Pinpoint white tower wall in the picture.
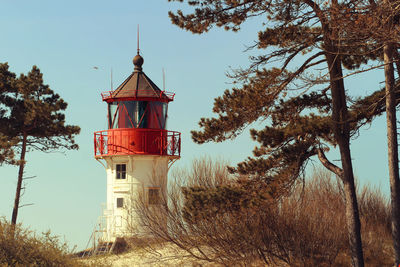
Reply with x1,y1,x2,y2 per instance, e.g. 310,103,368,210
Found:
101,155,169,241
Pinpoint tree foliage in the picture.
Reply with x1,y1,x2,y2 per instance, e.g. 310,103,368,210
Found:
168,0,391,181
0,134,17,165
0,63,80,153
0,63,18,165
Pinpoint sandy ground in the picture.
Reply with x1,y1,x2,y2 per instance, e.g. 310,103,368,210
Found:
82,243,217,267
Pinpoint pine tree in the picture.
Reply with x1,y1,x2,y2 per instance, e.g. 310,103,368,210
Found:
167,1,396,265
336,2,400,263
0,63,80,225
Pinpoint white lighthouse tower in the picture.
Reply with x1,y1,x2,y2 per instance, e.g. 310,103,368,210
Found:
94,52,181,242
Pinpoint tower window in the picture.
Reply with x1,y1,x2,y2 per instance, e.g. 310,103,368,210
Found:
148,188,161,205
116,164,126,179
116,198,124,208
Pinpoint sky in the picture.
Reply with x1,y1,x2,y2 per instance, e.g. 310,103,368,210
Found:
0,0,392,251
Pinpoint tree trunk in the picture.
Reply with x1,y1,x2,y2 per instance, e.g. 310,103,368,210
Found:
11,132,27,225
384,42,400,265
340,142,364,267
327,54,364,267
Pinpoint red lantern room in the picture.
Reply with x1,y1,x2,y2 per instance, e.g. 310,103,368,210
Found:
94,53,181,158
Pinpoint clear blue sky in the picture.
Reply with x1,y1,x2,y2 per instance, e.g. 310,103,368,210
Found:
0,0,391,250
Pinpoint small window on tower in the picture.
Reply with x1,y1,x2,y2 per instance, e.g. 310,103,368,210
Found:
116,164,126,179
148,188,161,205
116,198,124,208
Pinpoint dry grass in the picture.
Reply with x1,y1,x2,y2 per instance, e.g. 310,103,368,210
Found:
0,217,87,267
0,217,113,267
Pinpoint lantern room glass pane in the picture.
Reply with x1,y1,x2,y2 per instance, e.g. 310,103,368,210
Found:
108,103,118,129
135,101,148,128
117,103,130,128
123,101,139,128
147,102,168,129
108,101,168,129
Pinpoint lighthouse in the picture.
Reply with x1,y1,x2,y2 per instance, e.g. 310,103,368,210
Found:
94,52,181,242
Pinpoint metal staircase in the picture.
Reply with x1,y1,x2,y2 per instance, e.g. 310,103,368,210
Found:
81,204,116,257
93,241,115,255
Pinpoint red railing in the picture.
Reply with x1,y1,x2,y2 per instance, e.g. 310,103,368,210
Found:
101,91,175,101
101,91,113,100
94,129,181,157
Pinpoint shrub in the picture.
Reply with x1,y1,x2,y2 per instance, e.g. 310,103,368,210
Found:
135,158,392,266
0,217,85,267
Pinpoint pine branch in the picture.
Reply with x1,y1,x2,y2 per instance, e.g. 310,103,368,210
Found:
317,146,344,179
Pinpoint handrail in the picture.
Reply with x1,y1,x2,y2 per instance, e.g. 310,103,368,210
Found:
94,128,181,158
101,90,175,101
101,91,113,100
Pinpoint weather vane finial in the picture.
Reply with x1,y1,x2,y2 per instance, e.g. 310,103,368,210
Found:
137,24,140,55
133,24,144,72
